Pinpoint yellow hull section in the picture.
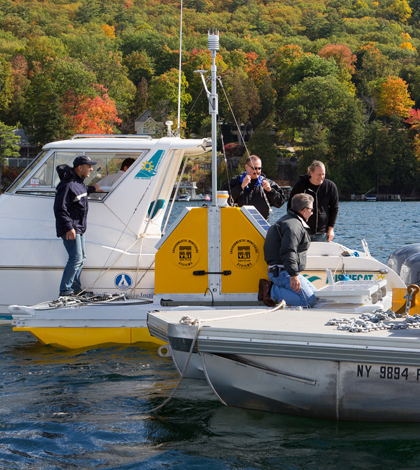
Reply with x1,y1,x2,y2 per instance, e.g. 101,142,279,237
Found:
13,326,165,349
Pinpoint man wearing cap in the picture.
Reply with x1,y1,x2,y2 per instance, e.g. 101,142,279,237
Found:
54,155,100,297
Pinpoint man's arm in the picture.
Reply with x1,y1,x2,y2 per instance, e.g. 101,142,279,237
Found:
264,179,285,208
287,179,305,211
224,176,243,202
54,184,75,235
327,181,339,241
279,228,300,277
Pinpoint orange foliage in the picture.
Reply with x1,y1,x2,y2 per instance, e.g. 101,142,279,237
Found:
62,84,122,134
318,44,356,74
376,76,414,118
245,52,268,86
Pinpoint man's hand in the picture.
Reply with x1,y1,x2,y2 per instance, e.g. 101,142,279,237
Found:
290,275,301,293
241,174,251,189
327,226,334,242
262,179,271,192
93,184,103,192
66,228,76,240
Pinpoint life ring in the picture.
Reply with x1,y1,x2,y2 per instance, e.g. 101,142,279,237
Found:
158,344,172,358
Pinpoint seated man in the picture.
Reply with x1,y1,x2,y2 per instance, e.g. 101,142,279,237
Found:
262,193,318,307
98,158,135,187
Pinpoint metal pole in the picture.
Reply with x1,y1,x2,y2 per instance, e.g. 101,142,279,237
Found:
208,30,219,206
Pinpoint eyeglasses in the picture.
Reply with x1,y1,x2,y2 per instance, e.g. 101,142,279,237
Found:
305,207,313,212
247,165,261,170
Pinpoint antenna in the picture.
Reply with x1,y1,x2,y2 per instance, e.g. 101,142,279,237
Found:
176,0,183,137
208,29,219,205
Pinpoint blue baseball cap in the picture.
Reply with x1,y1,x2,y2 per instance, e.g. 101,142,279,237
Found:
73,155,98,168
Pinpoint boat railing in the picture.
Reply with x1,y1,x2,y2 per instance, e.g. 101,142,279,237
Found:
70,134,153,140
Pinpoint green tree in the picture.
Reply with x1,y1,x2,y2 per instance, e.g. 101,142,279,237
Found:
0,56,13,113
22,58,98,144
0,121,20,163
247,128,278,179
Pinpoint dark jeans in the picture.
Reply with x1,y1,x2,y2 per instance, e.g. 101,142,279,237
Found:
59,233,86,296
310,233,328,242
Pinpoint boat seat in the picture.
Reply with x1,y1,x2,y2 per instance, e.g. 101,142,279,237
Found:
147,199,165,219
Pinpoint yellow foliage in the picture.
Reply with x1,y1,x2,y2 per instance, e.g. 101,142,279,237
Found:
389,0,412,23
377,76,414,118
401,32,411,40
101,24,116,39
400,42,415,51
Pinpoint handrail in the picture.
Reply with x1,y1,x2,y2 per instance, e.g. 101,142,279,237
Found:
70,134,153,140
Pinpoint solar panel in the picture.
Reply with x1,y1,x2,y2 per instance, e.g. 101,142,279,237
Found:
240,206,271,237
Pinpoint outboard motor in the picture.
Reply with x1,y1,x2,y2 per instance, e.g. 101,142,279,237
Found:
400,253,420,286
388,244,420,275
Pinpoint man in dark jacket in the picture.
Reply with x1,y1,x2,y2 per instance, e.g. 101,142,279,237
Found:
262,193,317,307
287,160,338,242
54,155,100,297
222,155,285,220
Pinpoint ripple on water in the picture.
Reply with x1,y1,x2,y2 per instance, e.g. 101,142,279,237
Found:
2,201,420,469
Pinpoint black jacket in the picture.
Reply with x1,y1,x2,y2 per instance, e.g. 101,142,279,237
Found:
54,166,96,238
287,175,338,235
222,174,285,220
264,210,311,277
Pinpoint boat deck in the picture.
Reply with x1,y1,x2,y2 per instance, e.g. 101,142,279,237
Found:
148,303,420,365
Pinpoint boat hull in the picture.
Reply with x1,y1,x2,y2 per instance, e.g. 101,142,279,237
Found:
14,326,164,349
202,353,420,422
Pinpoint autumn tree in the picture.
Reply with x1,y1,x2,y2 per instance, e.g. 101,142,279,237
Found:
22,57,98,144
318,44,356,90
62,85,122,135
376,76,414,119
0,56,13,113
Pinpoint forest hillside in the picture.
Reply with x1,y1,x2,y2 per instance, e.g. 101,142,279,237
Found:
1,0,420,196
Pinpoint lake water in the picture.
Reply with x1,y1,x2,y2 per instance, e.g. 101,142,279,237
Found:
2,201,420,469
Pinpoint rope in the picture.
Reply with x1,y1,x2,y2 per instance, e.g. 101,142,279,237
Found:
148,302,286,413
217,76,273,217
149,319,201,413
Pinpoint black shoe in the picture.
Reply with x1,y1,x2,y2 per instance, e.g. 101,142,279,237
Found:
259,279,276,307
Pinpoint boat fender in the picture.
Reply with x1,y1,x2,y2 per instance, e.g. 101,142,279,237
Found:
158,344,172,358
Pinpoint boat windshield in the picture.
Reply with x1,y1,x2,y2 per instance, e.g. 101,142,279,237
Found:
5,151,48,193
12,150,144,199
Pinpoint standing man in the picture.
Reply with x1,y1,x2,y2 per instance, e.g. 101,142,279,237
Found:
54,155,100,297
222,155,285,220
287,160,338,242
261,193,317,307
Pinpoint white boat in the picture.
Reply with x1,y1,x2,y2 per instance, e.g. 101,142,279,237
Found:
177,194,191,201
147,270,420,422
2,133,210,340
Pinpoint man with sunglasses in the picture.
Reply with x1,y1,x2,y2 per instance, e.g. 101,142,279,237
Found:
260,193,318,307
222,155,285,220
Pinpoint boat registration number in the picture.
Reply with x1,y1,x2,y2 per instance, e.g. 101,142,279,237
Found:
356,364,420,380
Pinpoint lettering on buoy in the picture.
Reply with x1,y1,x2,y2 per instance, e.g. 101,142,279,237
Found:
172,238,200,268
229,238,259,269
